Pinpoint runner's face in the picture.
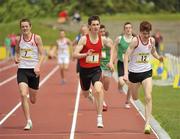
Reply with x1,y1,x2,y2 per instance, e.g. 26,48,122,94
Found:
124,24,132,35
20,22,31,35
81,26,88,35
60,31,65,38
89,20,100,34
100,28,106,36
141,31,150,40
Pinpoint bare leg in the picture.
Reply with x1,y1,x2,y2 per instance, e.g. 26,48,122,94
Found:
129,82,140,100
118,76,125,92
94,81,104,115
142,77,152,125
102,76,110,111
19,83,31,121
60,65,64,81
29,88,37,104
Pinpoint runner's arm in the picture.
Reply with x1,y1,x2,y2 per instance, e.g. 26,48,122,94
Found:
73,36,88,59
102,36,115,71
113,36,121,62
34,35,45,76
14,36,20,64
123,37,138,81
151,38,163,62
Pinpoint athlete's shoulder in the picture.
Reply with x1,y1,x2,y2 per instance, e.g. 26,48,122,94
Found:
34,34,41,40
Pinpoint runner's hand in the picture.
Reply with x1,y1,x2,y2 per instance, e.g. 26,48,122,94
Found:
123,74,129,82
107,62,114,72
34,64,40,77
158,56,163,62
87,49,95,56
14,55,20,64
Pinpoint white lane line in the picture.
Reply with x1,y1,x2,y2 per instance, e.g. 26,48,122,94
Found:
0,65,59,125
0,75,17,86
0,64,16,72
70,82,81,139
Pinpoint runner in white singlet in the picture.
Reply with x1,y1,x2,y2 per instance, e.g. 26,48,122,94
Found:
14,18,45,130
56,29,72,84
123,21,163,134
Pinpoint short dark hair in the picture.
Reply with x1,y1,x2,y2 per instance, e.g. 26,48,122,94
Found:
100,24,105,29
59,29,65,32
88,15,100,25
140,21,152,32
124,22,132,29
20,18,31,27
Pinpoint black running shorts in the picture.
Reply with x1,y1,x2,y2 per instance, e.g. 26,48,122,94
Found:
117,60,124,77
128,69,152,83
17,69,40,90
79,66,102,91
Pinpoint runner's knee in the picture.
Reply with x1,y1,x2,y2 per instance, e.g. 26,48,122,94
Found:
145,95,152,103
94,81,103,93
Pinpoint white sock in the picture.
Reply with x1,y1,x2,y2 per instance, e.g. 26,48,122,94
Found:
27,119,32,123
97,114,102,117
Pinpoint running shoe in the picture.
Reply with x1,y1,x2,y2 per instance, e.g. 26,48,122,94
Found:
87,89,94,104
24,120,32,130
103,104,108,111
124,103,131,109
97,116,104,128
144,124,151,134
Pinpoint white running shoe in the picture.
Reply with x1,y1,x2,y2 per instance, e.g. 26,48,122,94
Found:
124,103,131,109
97,116,104,128
24,120,32,130
87,89,94,104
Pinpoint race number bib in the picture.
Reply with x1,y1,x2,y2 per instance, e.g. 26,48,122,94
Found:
86,53,99,63
136,53,150,63
101,51,106,58
20,48,33,59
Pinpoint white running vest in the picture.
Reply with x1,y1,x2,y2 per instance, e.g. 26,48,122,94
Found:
129,36,153,73
57,38,69,57
18,34,39,69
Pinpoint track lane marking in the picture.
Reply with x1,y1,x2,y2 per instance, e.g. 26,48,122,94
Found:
0,74,17,86
70,82,81,139
0,64,16,72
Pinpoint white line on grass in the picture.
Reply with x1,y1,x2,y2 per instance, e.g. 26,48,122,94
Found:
0,65,59,125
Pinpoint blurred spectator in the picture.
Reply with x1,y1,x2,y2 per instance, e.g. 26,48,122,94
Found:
57,10,69,24
4,35,11,57
72,10,81,23
9,33,17,57
152,31,163,54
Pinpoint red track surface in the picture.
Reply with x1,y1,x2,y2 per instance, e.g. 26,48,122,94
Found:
0,59,157,139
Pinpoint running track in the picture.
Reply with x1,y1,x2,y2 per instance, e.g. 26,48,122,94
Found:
0,59,158,139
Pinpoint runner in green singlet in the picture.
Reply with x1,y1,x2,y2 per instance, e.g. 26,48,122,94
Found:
100,24,113,111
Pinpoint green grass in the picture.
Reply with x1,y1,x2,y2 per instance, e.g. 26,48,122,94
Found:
139,85,180,139
0,17,76,46
100,13,180,21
